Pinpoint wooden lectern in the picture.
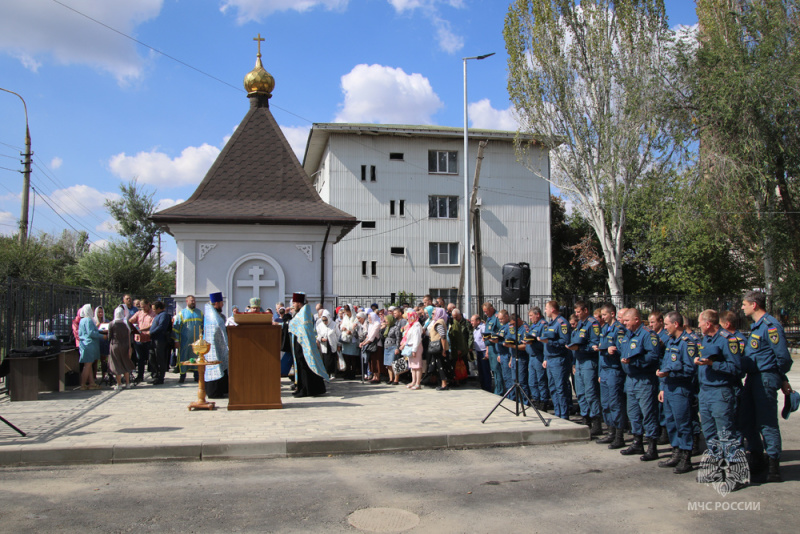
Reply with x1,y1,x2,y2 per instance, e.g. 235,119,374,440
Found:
227,318,282,410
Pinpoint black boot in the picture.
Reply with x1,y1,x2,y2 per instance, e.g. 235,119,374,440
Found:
609,427,626,449
596,426,615,444
658,447,680,468
691,433,703,456
620,435,644,455
673,450,693,474
640,437,659,461
590,417,603,437
767,457,783,483
658,426,670,445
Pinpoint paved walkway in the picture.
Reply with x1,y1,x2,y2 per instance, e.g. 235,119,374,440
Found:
0,374,587,466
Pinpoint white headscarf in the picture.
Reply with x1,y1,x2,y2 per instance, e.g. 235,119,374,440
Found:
93,306,105,326
79,304,93,319
114,305,131,331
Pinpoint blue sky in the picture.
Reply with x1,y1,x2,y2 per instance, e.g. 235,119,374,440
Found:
0,0,699,265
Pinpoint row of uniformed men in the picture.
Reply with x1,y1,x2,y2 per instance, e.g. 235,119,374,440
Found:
479,291,792,483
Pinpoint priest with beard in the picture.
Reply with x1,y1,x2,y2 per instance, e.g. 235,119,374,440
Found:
204,292,229,398
289,292,329,397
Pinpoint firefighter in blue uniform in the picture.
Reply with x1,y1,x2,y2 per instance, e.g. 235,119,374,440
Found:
649,311,672,445
495,310,513,396
596,304,628,448
568,300,602,436
482,303,504,396
618,308,664,461
741,291,793,483
525,307,550,410
656,311,696,474
696,309,742,447
541,300,572,420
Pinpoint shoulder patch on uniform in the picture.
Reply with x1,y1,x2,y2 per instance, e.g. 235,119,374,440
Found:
593,324,600,335
651,335,658,347
561,324,568,335
728,339,739,354
769,329,779,345
688,345,695,358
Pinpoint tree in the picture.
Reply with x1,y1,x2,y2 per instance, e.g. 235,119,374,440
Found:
550,196,606,296
71,240,175,295
505,0,686,296
682,0,800,294
0,230,90,284
104,179,162,265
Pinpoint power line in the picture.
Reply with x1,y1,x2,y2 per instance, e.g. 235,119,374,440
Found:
31,187,81,234
0,165,21,173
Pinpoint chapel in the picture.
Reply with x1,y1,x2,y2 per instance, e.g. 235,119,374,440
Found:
152,35,357,314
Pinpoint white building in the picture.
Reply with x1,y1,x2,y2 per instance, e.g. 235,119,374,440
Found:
302,123,552,305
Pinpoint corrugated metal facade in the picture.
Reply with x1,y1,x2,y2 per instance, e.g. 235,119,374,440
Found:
311,128,551,299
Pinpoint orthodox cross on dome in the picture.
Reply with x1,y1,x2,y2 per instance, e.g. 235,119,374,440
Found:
254,33,265,57
237,264,275,298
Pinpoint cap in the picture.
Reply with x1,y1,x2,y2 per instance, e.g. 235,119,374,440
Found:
209,292,223,303
292,292,306,304
249,297,261,307
782,390,800,420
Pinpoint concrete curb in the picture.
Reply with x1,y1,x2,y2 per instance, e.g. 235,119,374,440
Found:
0,424,590,467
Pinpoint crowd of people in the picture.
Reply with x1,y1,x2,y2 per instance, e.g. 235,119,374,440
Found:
70,288,793,486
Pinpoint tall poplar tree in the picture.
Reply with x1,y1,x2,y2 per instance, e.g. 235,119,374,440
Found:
504,0,685,296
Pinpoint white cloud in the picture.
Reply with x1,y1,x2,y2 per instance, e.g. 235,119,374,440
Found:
335,64,443,124
155,198,185,211
0,211,17,235
387,0,464,53
108,144,220,187
50,157,63,170
90,238,110,250
0,0,163,83
96,218,118,233
468,99,520,131
280,125,311,159
220,0,347,23
46,185,120,217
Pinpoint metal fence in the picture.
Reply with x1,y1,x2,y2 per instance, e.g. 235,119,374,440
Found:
0,278,175,360
333,293,799,333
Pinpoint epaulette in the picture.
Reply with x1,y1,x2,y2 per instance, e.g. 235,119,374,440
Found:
719,330,731,339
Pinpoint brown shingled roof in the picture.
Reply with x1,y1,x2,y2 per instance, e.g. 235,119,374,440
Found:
152,94,357,234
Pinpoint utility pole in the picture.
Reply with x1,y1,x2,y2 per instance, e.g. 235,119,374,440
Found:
458,140,488,312
0,87,32,244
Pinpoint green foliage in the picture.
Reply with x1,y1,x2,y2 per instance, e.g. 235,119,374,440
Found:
550,196,606,296
0,230,89,283
391,291,416,307
72,240,175,295
104,179,162,265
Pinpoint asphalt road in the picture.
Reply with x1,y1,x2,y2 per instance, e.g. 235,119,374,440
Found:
1,435,796,533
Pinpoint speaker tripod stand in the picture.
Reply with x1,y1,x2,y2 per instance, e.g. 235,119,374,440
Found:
482,303,549,426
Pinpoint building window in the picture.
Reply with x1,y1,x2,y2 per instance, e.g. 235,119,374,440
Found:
429,242,459,266
391,247,405,255
428,150,458,174
370,165,376,182
371,261,377,276
361,165,366,181
390,200,396,216
429,196,458,219
389,153,404,161
399,199,405,217
430,288,458,304
362,261,367,276
362,221,376,229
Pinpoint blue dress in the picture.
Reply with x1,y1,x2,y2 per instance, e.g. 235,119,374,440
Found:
78,317,103,363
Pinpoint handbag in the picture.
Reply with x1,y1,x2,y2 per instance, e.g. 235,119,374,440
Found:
454,359,468,381
364,339,378,352
428,338,443,355
401,344,414,357
393,357,409,374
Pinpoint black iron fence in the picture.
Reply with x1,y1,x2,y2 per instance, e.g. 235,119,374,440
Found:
0,278,174,360
333,293,799,333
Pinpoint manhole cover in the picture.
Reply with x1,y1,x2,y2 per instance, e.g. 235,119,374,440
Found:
347,507,420,532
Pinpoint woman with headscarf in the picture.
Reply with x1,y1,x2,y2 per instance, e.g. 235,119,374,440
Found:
338,305,360,379
427,307,450,391
360,312,383,383
78,304,104,390
93,306,110,384
400,310,424,390
382,312,401,385
108,305,135,389
316,309,340,377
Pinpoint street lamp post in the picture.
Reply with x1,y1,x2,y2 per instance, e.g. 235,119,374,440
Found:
0,87,32,245
463,52,494,318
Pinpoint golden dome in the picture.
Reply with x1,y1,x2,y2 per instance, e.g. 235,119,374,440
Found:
244,34,275,96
